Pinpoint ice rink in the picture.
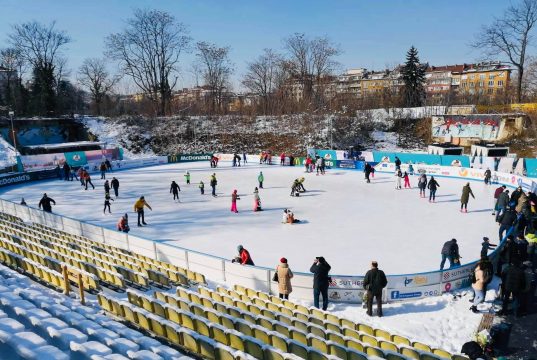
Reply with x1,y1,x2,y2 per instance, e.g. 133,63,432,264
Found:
0,162,499,275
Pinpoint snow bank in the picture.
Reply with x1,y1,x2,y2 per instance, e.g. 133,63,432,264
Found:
0,134,17,169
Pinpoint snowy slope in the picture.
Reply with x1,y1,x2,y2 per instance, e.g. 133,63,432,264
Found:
0,134,17,169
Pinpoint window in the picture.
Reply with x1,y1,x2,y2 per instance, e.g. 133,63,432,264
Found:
479,81,484,87
480,74,486,80
470,82,475,88
487,88,494,94
470,75,475,80
489,74,495,79
488,80,494,86
498,80,504,87
462,75,468,80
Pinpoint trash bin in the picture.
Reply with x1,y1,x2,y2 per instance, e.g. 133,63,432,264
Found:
490,322,512,355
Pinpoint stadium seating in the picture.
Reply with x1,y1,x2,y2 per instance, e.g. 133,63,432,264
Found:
0,262,190,359
0,211,471,360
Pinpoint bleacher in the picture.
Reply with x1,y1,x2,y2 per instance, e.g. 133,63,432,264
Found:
0,211,471,359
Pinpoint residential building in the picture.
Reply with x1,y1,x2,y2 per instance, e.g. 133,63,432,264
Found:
336,68,366,98
458,62,511,97
360,67,404,98
425,65,464,101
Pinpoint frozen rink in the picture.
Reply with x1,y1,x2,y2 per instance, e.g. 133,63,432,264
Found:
0,161,499,275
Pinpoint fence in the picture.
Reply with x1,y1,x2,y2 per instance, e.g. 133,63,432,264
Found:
0,157,528,304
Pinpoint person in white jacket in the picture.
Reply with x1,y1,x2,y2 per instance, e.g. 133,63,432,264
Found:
395,170,403,190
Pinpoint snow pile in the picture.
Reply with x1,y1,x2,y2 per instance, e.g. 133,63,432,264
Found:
0,134,17,169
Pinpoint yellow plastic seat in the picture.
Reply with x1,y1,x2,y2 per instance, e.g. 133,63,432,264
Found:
308,348,329,360
211,324,229,345
264,347,285,360
344,327,361,340
199,336,216,360
257,317,273,331
375,328,392,341
228,331,245,352
392,335,411,346
152,301,166,318
195,318,211,337
413,342,432,353
358,323,374,335
386,353,407,360
361,334,379,347
327,331,345,346
308,324,325,339
164,323,181,346
328,343,347,359
288,340,308,360
346,339,364,353
215,346,235,360
254,327,270,344
401,347,421,359
244,337,264,359
181,329,199,353
236,321,254,337
136,311,152,332
274,323,290,338
421,353,443,360
149,315,166,337
365,346,385,358
432,349,452,359
291,329,308,345
310,337,328,353
347,349,368,360
380,340,399,352
270,334,288,352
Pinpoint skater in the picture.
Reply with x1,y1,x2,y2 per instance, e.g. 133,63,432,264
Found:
305,156,313,173
403,171,411,188
470,263,485,313
320,157,326,175
371,167,375,178
316,156,322,175
394,169,402,189
38,193,56,213
70,167,78,181
253,188,262,211
427,176,440,202
394,156,401,170
460,182,475,212
184,171,191,184
170,181,181,201
111,177,120,197
364,162,372,183
408,163,415,176
20,198,27,206
84,172,95,190
280,152,285,165
275,258,293,299
440,239,459,270
310,257,331,311
283,209,300,224
104,180,110,194
77,168,85,186
236,153,241,167
210,173,217,197
481,237,498,258
63,163,71,181
117,214,130,233
103,192,114,214
232,154,237,167
484,168,492,185
290,179,299,196
243,152,247,164
134,196,152,226
258,171,264,189
418,174,428,197
496,189,510,221
363,261,387,317
105,159,112,171
199,180,205,195
297,177,306,192
493,185,506,216
100,161,107,179
235,245,254,265
231,189,240,213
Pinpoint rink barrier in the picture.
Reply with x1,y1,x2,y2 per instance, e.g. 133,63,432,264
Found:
0,159,528,304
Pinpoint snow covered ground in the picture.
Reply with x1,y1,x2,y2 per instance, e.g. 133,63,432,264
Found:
0,161,498,275
0,134,17,169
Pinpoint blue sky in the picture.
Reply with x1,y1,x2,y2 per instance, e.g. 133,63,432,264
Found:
0,0,511,90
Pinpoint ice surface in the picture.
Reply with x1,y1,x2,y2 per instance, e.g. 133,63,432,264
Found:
0,161,499,274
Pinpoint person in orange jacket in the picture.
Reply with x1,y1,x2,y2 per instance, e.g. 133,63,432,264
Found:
134,196,152,226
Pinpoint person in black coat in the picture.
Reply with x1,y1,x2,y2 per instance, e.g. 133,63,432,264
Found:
104,180,110,194
480,237,497,258
38,193,56,213
394,156,401,170
63,163,71,181
170,181,181,201
498,235,519,276
364,163,372,183
111,177,120,197
497,207,517,241
500,260,526,316
310,257,331,311
510,186,523,204
427,176,440,202
440,239,459,270
363,261,388,317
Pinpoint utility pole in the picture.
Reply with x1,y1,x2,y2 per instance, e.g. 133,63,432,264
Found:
8,110,17,173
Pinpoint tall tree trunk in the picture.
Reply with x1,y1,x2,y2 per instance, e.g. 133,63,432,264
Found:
517,66,524,103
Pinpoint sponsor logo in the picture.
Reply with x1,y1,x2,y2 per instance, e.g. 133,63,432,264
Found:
323,153,332,160
72,154,81,161
391,290,422,300
404,276,428,286
458,169,468,177
381,156,390,162
0,174,31,186
451,160,461,167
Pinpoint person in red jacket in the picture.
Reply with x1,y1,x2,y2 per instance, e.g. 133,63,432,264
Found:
237,245,254,265
231,189,240,213
493,185,506,216
280,153,286,166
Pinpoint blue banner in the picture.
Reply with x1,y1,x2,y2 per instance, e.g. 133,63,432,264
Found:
64,151,87,167
526,158,537,178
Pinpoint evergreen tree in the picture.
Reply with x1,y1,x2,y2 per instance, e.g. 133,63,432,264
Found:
402,46,426,107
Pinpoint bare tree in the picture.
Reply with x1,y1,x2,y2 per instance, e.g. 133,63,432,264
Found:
9,21,71,115
78,58,120,115
242,48,285,114
106,9,191,115
472,0,537,102
0,48,26,109
195,42,233,113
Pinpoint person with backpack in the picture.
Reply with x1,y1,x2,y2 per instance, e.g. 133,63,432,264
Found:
427,176,440,202
310,257,331,311
363,261,388,317
470,263,485,313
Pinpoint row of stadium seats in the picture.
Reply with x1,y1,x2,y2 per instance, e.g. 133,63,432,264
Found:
0,263,190,359
0,213,206,291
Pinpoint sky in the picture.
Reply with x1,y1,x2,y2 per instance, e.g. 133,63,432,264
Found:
0,0,512,92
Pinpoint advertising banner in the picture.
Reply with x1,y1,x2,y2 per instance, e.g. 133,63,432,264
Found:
0,173,32,188
336,160,358,169
389,284,442,301
64,151,87,167
84,148,120,162
440,155,470,168
432,115,500,139
168,154,212,163
19,153,66,171
526,158,537,178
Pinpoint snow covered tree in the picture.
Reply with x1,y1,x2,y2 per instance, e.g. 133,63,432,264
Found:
402,46,426,107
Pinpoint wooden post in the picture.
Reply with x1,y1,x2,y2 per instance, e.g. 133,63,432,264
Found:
62,265,70,295
77,273,85,305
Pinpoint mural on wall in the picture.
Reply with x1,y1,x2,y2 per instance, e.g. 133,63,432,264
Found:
432,115,500,139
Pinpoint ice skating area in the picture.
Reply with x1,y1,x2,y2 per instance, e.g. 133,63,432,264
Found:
0,161,499,275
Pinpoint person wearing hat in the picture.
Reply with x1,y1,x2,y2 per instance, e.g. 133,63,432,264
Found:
237,245,254,266
480,237,497,258
496,189,510,221
133,196,152,226
38,193,56,213
117,213,130,233
253,188,262,211
275,257,293,299
493,185,506,216
440,239,459,270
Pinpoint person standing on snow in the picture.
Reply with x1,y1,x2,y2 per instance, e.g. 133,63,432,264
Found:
364,163,372,183
210,173,217,197
310,257,331,311
184,171,191,184
38,193,56,213
427,176,440,202
100,161,107,179
484,168,492,185
103,192,114,214
275,257,293,299
111,177,120,197
104,180,110,194
253,187,262,211
403,171,411,188
258,171,264,189
460,182,475,213
133,196,152,226
363,261,388,317
170,181,181,201
395,169,403,190
199,180,205,195
470,263,485,313
231,189,240,213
